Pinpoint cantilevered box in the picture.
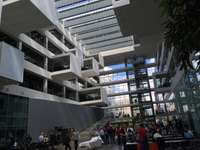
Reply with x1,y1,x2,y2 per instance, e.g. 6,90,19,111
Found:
79,87,107,106
88,53,104,69
50,53,81,80
81,58,99,78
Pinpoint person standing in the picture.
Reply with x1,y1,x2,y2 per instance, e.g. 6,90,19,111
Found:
138,124,148,150
99,128,105,144
49,131,56,150
104,127,109,144
184,126,194,139
24,134,32,150
63,129,71,150
116,126,121,145
107,126,113,144
72,128,80,150
153,129,165,150
110,126,115,144
38,132,45,150
120,127,126,148
127,129,134,142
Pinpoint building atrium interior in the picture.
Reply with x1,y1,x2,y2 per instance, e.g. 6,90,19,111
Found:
0,0,200,149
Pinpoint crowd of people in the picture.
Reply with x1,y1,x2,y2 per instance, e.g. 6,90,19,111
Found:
5,117,194,150
7,127,80,150
37,128,80,150
95,118,194,150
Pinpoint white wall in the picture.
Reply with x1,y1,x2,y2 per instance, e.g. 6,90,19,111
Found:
0,42,24,83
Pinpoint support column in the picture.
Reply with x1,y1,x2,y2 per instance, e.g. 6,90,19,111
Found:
63,86,66,98
62,34,65,44
43,79,48,93
84,81,88,88
125,59,134,117
43,38,48,92
18,41,22,50
44,57,48,70
45,37,48,49
147,72,156,121
44,37,49,70
75,78,79,101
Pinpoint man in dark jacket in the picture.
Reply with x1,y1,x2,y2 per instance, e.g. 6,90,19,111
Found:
62,129,71,150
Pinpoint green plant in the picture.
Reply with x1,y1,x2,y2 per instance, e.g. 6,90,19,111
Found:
158,0,200,70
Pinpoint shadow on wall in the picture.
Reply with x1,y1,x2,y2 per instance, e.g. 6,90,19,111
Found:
28,99,104,141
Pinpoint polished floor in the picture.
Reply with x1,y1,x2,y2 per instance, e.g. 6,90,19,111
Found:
97,144,122,150
54,144,122,150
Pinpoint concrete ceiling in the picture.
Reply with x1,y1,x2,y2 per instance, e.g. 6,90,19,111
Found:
55,0,134,56
113,0,164,38
113,0,165,58
0,0,57,35
101,45,137,65
55,0,165,64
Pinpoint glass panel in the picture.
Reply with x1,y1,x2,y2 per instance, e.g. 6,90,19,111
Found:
0,93,28,146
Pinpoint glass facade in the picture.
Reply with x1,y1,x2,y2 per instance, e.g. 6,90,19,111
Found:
172,71,200,133
0,93,29,145
126,58,155,121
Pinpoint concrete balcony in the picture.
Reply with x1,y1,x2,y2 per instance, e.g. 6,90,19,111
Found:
0,41,24,85
1,0,58,35
79,87,107,106
88,53,104,69
81,58,99,78
50,53,81,80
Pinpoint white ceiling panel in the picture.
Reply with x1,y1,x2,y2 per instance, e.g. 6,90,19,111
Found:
70,18,118,34
58,0,112,19
85,36,133,49
81,32,123,45
64,9,115,27
88,41,134,54
76,26,120,40
56,0,80,8
56,0,134,54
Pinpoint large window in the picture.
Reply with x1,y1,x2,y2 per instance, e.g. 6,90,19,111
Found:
48,81,63,97
0,31,18,48
0,93,28,145
22,44,45,68
21,71,44,92
145,58,155,64
100,72,127,83
108,95,131,116
106,83,128,94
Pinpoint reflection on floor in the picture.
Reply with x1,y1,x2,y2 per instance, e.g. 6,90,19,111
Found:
97,144,122,150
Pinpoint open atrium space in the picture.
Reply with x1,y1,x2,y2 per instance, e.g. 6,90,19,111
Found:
0,0,200,150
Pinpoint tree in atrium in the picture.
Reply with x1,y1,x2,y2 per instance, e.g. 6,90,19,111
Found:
158,0,200,70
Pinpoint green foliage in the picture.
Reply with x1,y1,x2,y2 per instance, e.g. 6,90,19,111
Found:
158,0,200,70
